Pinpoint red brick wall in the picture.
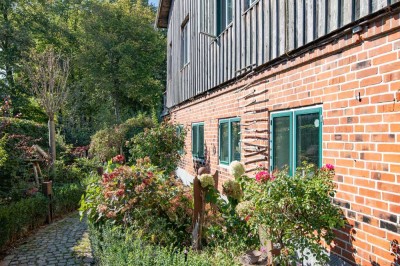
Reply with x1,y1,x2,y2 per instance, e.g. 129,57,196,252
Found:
169,13,400,266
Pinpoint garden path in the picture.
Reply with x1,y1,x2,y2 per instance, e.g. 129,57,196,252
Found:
0,213,94,266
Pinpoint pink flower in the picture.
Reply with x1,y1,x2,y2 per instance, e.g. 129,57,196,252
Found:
322,164,335,171
326,164,335,171
112,154,125,164
255,171,274,183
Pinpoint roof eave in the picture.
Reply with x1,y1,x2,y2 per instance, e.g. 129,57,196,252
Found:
155,0,171,29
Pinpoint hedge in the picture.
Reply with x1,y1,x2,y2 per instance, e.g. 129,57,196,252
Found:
0,194,48,249
53,183,85,215
0,182,85,250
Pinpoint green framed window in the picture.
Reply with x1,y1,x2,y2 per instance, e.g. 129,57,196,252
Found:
216,0,233,35
270,106,322,175
219,117,241,165
176,125,184,154
192,123,204,159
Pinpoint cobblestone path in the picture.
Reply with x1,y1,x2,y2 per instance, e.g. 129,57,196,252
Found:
0,213,94,266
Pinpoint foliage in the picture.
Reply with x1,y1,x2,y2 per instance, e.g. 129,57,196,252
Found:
1,0,165,146
0,179,88,250
80,157,193,246
200,185,258,251
128,122,186,174
0,194,48,249
53,182,85,216
74,0,166,122
88,223,239,266
61,0,166,144
0,119,48,194
237,162,345,264
0,135,8,168
0,117,48,145
89,115,154,162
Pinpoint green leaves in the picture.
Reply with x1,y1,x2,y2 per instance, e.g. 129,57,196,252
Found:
128,122,186,174
242,163,344,264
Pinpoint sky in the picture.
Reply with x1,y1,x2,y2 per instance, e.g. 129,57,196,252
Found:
149,0,158,7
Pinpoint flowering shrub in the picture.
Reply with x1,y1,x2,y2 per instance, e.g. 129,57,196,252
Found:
240,162,345,264
229,160,245,178
80,157,193,246
89,115,154,162
199,174,215,189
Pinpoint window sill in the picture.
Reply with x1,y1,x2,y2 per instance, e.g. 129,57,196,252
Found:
180,62,190,71
218,163,229,169
242,0,261,16
213,23,233,42
192,157,205,165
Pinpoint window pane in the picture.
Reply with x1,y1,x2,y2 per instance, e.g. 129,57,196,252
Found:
226,0,232,24
296,113,320,168
220,122,229,163
231,121,240,161
198,124,204,158
273,116,291,171
192,125,198,156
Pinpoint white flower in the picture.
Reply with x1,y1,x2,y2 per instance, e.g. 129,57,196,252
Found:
199,174,215,188
229,161,245,178
222,180,243,200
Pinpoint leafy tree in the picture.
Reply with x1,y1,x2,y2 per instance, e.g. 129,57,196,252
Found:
75,0,166,123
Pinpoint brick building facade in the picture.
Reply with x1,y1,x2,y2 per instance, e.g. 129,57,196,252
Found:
157,1,400,265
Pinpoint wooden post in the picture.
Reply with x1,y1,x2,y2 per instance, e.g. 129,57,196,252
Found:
192,167,209,251
42,181,53,223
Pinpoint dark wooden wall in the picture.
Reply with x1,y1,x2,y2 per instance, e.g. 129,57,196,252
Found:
166,0,399,108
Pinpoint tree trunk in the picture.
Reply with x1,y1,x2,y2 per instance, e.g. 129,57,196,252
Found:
48,117,56,164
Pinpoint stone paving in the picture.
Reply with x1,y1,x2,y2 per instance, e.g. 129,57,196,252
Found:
0,213,94,266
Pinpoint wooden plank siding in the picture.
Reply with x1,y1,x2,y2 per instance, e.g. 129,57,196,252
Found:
165,0,394,108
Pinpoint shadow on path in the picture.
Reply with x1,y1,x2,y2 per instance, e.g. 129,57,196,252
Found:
0,212,94,266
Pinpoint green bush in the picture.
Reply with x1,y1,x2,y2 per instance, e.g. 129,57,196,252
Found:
0,180,87,250
0,117,48,145
128,122,186,174
89,223,239,266
89,115,154,162
53,183,85,216
0,134,7,167
0,194,48,249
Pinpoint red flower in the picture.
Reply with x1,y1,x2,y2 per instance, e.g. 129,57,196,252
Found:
116,189,124,196
112,154,125,164
255,171,274,183
245,215,251,222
